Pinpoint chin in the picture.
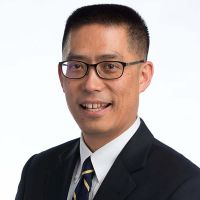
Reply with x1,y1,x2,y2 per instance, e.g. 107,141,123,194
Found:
82,127,106,136
80,124,110,136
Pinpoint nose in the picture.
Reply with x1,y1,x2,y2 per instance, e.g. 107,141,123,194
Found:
82,67,105,93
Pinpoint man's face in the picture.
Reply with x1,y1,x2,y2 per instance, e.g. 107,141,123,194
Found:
59,24,153,143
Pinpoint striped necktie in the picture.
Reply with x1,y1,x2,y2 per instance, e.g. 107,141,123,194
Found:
73,156,94,200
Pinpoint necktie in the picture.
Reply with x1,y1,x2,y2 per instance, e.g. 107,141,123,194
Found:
73,157,94,200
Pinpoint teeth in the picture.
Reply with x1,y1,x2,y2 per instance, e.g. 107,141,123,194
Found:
82,103,108,110
87,104,92,109
93,104,97,109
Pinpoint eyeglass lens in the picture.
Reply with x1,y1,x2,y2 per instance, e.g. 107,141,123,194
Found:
61,61,124,79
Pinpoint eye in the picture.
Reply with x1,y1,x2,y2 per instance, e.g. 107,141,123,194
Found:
105,63,116,69
67,61,85,71
102,62,122,71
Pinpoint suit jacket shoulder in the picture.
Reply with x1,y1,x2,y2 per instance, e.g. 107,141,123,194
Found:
15,138,80,200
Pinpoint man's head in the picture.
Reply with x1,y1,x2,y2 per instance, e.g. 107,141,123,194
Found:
59,4,153,150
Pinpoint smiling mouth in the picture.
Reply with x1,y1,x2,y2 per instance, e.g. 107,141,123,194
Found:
80,103,112,112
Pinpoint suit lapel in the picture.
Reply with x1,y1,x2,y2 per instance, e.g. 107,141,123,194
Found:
44,140,80,200
94,120,154,200
93,158,136,200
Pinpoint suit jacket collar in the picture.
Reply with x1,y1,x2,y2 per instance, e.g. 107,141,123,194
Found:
93,119,154,200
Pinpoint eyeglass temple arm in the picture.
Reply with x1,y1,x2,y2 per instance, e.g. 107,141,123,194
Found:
126,60,146,66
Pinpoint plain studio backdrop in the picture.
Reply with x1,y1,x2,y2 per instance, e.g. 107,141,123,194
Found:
0,0,200,199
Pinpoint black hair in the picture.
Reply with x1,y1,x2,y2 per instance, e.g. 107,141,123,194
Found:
62,4,149,59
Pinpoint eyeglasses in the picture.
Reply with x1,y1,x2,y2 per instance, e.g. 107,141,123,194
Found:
58,60,145,80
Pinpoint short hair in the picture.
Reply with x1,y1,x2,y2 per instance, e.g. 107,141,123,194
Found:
62,4,150,59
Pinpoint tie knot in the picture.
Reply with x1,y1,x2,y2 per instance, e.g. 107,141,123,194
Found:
81,157,94,176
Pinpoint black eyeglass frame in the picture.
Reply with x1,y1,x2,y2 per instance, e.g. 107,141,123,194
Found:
58,59,146,80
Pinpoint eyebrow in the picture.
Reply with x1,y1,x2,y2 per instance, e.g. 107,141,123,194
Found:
65,52,124,62
97,53,123,61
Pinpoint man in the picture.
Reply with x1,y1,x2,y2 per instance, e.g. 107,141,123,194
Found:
16,4,200,200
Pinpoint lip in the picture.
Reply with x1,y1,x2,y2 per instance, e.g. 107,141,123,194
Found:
79,100,112,117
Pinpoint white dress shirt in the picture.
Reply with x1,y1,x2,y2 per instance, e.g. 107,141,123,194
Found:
67,117,140,200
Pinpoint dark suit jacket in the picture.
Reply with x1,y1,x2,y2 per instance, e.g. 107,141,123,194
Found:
15,120,200,200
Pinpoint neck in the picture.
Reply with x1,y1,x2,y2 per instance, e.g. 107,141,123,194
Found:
82,133,116,152
82,119,137,152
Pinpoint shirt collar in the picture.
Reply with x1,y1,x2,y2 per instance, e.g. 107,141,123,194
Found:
79,117,140,183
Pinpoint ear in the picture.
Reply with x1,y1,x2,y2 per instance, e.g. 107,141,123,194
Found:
138,61,154,93
58,64,64,91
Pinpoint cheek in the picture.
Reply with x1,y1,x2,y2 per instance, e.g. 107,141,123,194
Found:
63,81,77,96
114,75,139,100
63,79,70,90
63,82,77,107
119,87,138,108
112,77,139,115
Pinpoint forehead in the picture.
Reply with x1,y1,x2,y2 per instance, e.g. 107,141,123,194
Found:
62,24,134,61
66,23,129,42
